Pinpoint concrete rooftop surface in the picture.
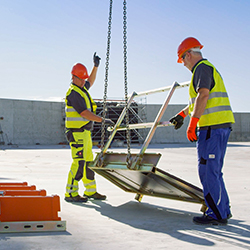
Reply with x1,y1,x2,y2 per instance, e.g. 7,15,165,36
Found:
0,143,249,250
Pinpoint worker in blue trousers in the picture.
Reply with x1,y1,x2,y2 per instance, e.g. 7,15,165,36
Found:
170,37,235,225
64,53,114,203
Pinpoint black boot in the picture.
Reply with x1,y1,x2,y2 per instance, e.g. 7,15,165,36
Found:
193,215,227,225
65,195,88,202
84,192,106,200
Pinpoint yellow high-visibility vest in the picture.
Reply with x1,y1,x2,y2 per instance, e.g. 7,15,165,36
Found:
189,60,235,127
65,84,97,128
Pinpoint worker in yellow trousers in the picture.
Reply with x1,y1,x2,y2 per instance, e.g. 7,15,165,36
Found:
64,53,114,202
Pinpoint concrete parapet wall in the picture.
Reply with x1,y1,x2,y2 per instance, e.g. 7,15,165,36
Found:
144,104,250,143
141,104,189,144
230,113,250,141
0,98,249,145
0,98,65,145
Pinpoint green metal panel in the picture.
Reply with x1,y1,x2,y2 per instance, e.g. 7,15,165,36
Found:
89,152,205,204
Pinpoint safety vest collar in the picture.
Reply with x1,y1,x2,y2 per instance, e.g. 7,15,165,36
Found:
191,59,207,73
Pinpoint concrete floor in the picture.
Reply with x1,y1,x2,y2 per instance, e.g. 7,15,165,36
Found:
0,143,249,250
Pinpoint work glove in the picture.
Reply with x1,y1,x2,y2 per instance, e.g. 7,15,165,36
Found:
169,111,187,130
103,118,115,126
187,117,199,142
93,52,101,67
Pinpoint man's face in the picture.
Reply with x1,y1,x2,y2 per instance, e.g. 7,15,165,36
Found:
77,76,86,87
182,51,193,71
73,75,86,87
80,78,86,87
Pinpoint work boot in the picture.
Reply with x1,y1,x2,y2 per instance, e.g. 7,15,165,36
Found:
193,215,228,225
84,192,106,200
203,212,232,219
65,195,88,203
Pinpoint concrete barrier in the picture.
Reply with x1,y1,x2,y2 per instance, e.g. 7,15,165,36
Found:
144,104,250,143
0,98,249,145
0,98,65,145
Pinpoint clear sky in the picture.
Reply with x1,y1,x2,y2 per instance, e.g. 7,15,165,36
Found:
1,0,249,112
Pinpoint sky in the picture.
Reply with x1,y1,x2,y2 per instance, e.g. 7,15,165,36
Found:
0,0,250,112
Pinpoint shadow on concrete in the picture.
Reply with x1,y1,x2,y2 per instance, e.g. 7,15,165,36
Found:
0,177,13,181
0,145,70,151
74,200,250,248
0,230,71,240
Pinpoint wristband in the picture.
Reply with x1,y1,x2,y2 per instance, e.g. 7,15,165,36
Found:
178,110,187,118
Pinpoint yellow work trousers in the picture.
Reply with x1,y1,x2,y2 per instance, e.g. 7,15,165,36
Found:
65,130,97,198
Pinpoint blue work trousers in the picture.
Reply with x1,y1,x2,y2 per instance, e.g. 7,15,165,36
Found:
197,127,231,220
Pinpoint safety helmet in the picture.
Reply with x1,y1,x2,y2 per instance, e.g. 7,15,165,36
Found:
71,63,89,79
177,37,203,63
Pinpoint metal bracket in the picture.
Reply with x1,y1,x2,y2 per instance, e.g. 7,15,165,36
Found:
0,221,66,233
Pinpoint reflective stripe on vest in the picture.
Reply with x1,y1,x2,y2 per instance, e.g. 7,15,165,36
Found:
65,107,91,122
189,60,235,127
65,84,97,128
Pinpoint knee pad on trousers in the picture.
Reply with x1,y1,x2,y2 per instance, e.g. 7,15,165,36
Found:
75,160,85,181
86,162,95,180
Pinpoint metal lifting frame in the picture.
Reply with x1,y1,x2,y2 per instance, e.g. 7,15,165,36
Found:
90,80,207,211
93,81,190,169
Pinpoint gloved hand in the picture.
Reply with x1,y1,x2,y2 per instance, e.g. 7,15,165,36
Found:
103,118,115,126
187,117,199,142
93,52,101,67
169,111,186,130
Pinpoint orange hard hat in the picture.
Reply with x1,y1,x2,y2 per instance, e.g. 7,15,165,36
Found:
177,37,203,63
71,63,89,79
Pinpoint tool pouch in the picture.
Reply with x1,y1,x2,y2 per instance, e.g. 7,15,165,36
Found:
65,130,75,143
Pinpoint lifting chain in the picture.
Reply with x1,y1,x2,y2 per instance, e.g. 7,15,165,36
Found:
101,0,113,150
123,0,131,162
101,0,131,165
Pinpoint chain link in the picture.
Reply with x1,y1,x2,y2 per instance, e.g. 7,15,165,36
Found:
123,0,131,161
101,0,131,164
101,0,113,150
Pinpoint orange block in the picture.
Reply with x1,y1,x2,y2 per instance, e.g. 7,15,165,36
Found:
0,195,61,222
2,190,47,196
0,185,36,191
0,182,28,186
